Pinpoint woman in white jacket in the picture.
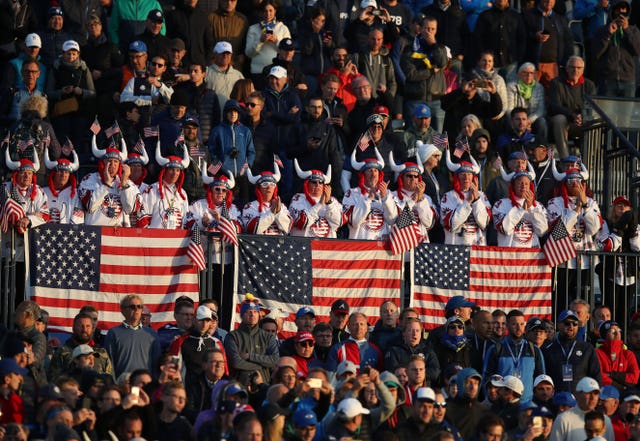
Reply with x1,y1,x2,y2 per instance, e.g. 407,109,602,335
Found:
244,0,291,82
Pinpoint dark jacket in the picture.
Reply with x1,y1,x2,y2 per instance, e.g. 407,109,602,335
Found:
135,28,172,61
522,7,573,65
441,88,503,145
370,321,402,354
547,71,597,118
446,368,488,441
59,0,104,45
39,28,74,68
223,323,279,383
400,43,448,101
542,333,602,393
165,2,214,67
297,25,332,77
81,34,123,96
178,82,221,142
385,339,441,385
242,115,277,174
263,84,302,149
422,0,468,57
592,13,640,85
474,7,527,67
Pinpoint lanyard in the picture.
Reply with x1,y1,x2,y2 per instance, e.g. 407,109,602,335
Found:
558,338,577,362
506,339,525,368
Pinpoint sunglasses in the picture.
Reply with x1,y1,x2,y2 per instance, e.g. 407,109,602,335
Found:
434,402,447,408
213,187,228,193
297,341,315,348
448,324,464,330
259,182,276,188
150,62,165,67
405,174,419,179
564,321,579,327
127,304,144,310
246,102,259,108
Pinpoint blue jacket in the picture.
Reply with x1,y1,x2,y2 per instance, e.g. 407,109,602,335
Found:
483,336,545,403
207,121,256,177
572,0,609,40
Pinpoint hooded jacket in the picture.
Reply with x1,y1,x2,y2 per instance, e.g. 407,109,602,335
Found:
446,368,488,441
595,339,640,388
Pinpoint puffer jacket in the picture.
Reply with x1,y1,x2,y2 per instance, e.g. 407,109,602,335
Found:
596,339,640,388
207,120,256,177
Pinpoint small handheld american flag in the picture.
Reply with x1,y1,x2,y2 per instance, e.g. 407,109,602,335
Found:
89,117,101,135
389,204,421,255
542,218,577,267
454,137,469,158
187,225,207,271
432,132,448,150
143,126,159,138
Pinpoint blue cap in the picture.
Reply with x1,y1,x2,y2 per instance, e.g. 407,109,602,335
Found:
414,104,431,118
558,310,579,323
224,99,242,113
600,385,620,400
519,401,538,412
129,40,147,53
240,301,261,317
296,306,315,319
225,384,249,399
561,155,580,164
553,391,577,407
508,151,528,161
292,408,318,427
182,116,199,127
49,6,63,16
445,295,475,311
0,358,28,377
532,406,554,418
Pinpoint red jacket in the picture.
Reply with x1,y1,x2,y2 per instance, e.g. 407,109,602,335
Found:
0,391,24,424
596,340,640,387
319,67,361,112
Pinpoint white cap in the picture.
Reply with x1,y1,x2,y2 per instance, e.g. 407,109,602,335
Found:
576,377,600,393
533,374,555,388
196,304,212,320
25,33,41,48
71,344,99,359
337,398,370,419
268,65,287,79
214,41,233,54
624,394,640,402
361,0,377,8
416,387,436,402
62,40,80,52
494,375,524,396
336,360,357,376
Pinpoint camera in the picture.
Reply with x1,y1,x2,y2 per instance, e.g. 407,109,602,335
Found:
361,366,371,375
371,9,382,16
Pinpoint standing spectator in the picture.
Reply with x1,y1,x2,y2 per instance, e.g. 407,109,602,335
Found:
327,312,383,372
353,28,397,111
396,387,441,440
469,51,509,128
261,38,308,97
0,60,45,125
205,41,245,118
241,91,277,174
297,7,334,95
223,295,279,384
109,0,165,52
370,301,402,354
39,7,73,68
592,0,640,97
330,300,351,344
208,0,248,71
3,33,47,93
156,297,196,352
59,0,103,46
165,0,214,67
244,0,291,87
320,46,362,113
155,381,194,441
0,359,27,424
178,62,220,145
344,0,399,54
104,294,161,378
446,368,488,441
134,10,171,62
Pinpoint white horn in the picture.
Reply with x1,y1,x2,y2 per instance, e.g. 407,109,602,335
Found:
119,137,128,162
294,158,311,179
551,158,565,181
44,147,57,170
180,144,190,169
273,161,281,183
350,148,365,171
91,133,105,159
325,165,332,184
415,149,424,174
389,151,405,173
579,161,589,181
226,169,236,189
247,167,259,184
500,164,514,182
139,143,149,165
527,162,536,181
5,148,20,171
469,154,480,175
32,151,40,172
374,147,385,169
70,150,80,172
202,164,214,185
155,139,169,167
445,147,460,173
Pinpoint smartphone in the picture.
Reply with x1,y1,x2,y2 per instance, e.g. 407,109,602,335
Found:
361,366,371,375
532,416,542,429
266,29,274,35
474,79,488,88
371,9,382,16
324,30,332,38
130,386,140,403
308,378,322,388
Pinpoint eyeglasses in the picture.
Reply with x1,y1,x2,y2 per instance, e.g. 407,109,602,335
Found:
567,65,584,69
566,178,582,185
246,102,259,108
213,187,228,193
150,62,165,67
127,304,144,310
23,70,39,75
405,174,419,179
309,180,323,185
434,402,447,408
448,324,464,329
564,321,579,327
297,341,315,348
259,182,276,188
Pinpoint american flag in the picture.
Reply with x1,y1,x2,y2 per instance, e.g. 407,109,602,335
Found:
218,204,238,247
143,126,159,138
62,138,74,156
454,137,469,158
89,117,101,135
16,138,33,153
274,154,283,169
133,137,145,155
187,225,206,271
432,132,448,149
542,218,577,267
104,122,121,138
0,198,25,233
411,244,552,329
27,225,199,332
357,131,372,152
233,236,403,336
389,205,420,255
174,131,184,146
207,162,222,176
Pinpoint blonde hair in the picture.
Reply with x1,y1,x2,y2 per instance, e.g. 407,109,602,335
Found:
20,95,48,119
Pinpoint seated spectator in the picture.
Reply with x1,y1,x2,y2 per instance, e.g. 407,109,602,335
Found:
495,107,536,162
506,63,547,141
386,317,441,385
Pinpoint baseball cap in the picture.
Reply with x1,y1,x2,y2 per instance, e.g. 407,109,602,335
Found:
532,406,554,418
361,0,377,7
182,116,199,127
445,295,475,311
331,300,349,315
196,304,213,320
553,391,577,407
413,104,431,118
494,375,524,396
129,40,147,53
598,320,620,338
226,384,249,399
147,9,164,22
171,38,185,51
622,389,640,402
337,398,370,419
558,310,579,323
519,401,538,412
366,114,384,126
0,358,28,376
218,399,239,414
613,196,632,207
279,38,294,51
38,384,64,402
62,40,80,52
533,374,554,388
600,385,620,400
71,344,99,359
292,408,318,427
576,377,600,393
25,33,41,48
214,41,233,54
294,331,315,343
373,105,389,117
268,65,287,79
416,387,436,402
49,6,63,17
296,306,315,319
446,316,464,328
336,360,357,376
526,317,546,332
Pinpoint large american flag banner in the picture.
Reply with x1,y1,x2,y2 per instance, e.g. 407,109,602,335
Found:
27,225,199,332
411,243,552,329
233,235,403,336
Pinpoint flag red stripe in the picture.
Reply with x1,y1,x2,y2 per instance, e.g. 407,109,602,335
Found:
101,245,187,256
311,240,392,252
313,258,400,270
99,282,198,294
313,277,401,289
100,264,197,275
469,270,551,280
